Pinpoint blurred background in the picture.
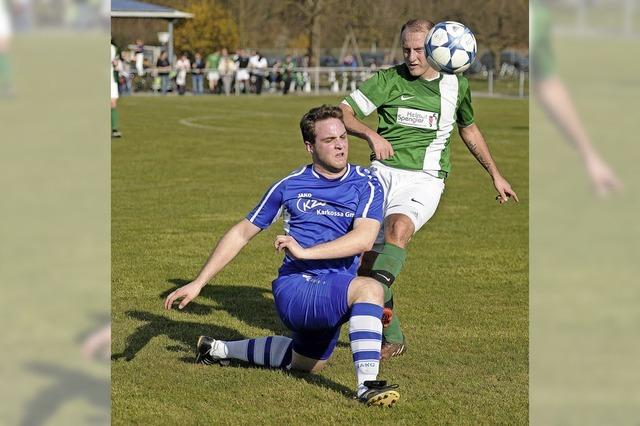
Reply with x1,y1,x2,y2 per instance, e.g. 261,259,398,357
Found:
530,0,639,424
0,0,110,425
109,0,529,98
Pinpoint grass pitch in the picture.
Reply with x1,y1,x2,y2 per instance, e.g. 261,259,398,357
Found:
112,94,528,424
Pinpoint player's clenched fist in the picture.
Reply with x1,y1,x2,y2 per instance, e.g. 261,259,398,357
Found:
367,133,394,160
274,235,306,259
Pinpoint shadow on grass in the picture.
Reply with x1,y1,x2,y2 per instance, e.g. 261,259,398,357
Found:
21,362,109,426
166,279,288,335
112,310,246,361
175,356,353,397
285,370,353,397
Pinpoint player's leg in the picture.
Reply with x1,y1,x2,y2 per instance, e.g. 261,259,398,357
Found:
347,276,399,406
364,165,445,359
199,331,331,373
197,274,337,371
347,276,384,391
276,271,398,404
275,272,386,389
196,334,294,369
373,213,412,356
358,163,408,355
110,97,121,138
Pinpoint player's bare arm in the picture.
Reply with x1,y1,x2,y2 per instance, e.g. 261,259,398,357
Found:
535,77,622,196
339,103,394,160
275,218,380,260
459,123,519,204
164,219,261,310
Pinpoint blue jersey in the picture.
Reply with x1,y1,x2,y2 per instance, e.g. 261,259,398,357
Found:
246,163,384,276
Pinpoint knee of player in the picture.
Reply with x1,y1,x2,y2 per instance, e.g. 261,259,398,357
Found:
309,363,325,373
349,277,384,305
385,217,414,247
362,277,384,302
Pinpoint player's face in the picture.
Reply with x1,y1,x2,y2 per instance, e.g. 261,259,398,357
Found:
402,30,432,77
307,118,349,175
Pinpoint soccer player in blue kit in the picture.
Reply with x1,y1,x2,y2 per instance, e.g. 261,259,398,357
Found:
164,105,400,407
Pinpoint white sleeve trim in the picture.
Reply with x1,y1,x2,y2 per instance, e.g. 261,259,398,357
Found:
249,167,306,223
361,181,376,218
349,89,377,116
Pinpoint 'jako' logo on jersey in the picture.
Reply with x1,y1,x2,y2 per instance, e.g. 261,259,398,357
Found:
296,198,327,213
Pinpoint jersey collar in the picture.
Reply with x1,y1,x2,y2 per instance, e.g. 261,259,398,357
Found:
310,163,351,181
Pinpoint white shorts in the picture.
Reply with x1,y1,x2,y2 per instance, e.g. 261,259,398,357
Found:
207,71,219,81
236,69,250,81
370,161,445,244
110,79,119,99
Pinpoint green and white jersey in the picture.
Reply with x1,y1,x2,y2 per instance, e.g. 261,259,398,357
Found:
344,64,474,177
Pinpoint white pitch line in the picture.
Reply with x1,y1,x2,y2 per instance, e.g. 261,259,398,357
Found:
178,115,292,135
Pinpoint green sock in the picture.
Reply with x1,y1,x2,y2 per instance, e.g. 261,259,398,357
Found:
111,108,119,131
370,243,407,343
380,282,404,343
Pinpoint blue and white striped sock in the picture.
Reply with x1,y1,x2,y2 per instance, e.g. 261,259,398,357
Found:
349,302,383,396
223,336,293,369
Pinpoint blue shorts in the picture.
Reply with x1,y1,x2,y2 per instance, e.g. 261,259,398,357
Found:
272,272,354,360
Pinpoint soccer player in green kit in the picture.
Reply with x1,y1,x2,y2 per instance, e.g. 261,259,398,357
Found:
340,19,519,359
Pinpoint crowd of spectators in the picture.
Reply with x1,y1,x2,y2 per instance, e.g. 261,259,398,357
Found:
112,40,379,96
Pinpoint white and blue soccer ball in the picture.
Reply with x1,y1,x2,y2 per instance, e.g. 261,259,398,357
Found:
425,21,477,74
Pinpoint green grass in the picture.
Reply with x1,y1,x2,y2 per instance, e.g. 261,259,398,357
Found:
112,95,528,424
469,77,529,98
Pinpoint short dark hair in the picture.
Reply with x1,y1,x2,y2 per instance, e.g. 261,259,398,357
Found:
299,105,344,144
400,19,435,37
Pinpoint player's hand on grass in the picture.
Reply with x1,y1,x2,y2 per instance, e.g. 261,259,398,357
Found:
492,175,519,204
275,235,306,259
164,281,202,310
367,133,394,160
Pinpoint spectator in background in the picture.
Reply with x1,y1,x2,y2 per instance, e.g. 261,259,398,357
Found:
206,49,220,94
156,50,171,95
191,52,205,95
234,49,250,93
134,39,145,76
248,50,268,95
218,48,236,96
280,55,295,95
271,58,282,93
117,52,132,96
175,53,190,96
342,54,357,68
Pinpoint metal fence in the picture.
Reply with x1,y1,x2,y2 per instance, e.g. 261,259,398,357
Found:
116,66,528,98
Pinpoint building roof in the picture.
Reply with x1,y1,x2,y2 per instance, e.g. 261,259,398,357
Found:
110,0,193,19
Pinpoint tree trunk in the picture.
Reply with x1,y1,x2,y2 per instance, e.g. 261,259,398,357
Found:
307,0,323,67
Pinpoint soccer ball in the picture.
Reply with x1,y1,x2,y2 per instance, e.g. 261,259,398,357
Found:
425,21,477,74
